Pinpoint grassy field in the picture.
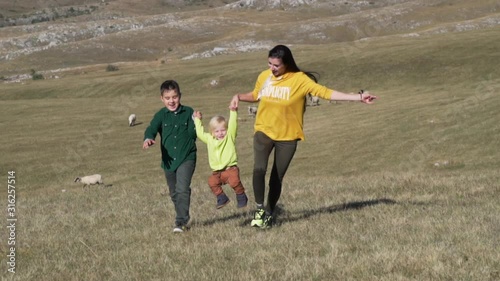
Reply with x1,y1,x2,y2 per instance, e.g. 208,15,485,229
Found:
1,28,499,280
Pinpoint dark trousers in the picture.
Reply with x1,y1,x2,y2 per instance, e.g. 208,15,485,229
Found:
164,160,195,226
253,131,297,214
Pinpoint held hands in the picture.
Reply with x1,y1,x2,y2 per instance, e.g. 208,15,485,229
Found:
359,90,377,104
229,94,239,110
143,139,155,149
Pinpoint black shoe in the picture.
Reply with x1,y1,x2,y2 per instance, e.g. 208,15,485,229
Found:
260,214,273,229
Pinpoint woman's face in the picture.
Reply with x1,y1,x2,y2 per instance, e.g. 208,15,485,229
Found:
268,57,286,77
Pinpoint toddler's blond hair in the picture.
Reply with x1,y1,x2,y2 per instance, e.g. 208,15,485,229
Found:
208,115,227,136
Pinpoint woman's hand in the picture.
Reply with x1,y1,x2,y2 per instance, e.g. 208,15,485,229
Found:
360,90,377,104
229,94,240,110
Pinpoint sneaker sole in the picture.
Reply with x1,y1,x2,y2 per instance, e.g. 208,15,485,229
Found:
173,226,190,233
250,220,263,227
260,224,272,229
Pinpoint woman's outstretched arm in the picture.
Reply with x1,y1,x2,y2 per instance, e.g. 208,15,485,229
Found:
330,90,377,104
229,92,256,110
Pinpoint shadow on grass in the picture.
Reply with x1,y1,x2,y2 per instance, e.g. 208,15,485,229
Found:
130,122,143,127
276,198,398,226
195,198,399,228
196,210,252,227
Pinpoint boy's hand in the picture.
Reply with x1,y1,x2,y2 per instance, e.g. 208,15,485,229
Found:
143,139,155,149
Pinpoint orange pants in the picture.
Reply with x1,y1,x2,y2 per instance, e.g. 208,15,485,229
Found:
208,166,245,196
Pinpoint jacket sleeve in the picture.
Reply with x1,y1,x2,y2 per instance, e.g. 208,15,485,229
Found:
186,108,197,141
144,110,162,140
194,117,210,144
228,110,238,138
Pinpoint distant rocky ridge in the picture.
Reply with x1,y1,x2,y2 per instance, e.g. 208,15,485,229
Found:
1,0,499,79
0,6,99,27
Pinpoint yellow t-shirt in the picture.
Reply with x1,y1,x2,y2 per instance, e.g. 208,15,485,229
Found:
252,69,333,141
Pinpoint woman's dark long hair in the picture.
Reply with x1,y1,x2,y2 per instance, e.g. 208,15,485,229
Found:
269,45,319,112
268,45,319,82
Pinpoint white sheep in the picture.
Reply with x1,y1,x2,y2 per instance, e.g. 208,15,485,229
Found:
74,174,104,189
248,106,258,117
128,114,136,127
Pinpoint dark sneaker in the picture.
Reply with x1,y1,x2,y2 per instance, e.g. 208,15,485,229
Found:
260,214,273,229
173,225,190,233
236,193,248,208
216,193,230,209
250,209,265,227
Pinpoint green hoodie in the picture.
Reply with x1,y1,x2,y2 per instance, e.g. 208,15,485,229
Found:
194,110,238,171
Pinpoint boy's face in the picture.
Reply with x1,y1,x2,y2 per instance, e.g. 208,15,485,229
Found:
212,126,227,140
161,89,180,112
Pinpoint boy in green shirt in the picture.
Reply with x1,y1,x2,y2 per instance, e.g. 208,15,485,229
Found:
143,80,197,233
193,108,248,209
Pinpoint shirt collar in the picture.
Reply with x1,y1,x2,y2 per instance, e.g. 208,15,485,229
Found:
272,72,293,81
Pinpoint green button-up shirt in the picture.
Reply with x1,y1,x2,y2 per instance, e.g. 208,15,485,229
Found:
144,105,197,171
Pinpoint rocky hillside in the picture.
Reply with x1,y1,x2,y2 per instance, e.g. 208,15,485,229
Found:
0,0,499,79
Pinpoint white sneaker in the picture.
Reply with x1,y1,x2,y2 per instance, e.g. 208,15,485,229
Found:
173,225,189,233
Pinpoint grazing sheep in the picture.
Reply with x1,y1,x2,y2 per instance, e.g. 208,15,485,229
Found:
248,106,258,117
128,114,136,127
307,94,320,106
74,174,104,189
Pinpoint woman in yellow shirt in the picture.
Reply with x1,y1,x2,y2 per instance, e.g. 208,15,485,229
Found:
229,45,377,229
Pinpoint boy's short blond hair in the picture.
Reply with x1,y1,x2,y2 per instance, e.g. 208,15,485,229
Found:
209,115,227,135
